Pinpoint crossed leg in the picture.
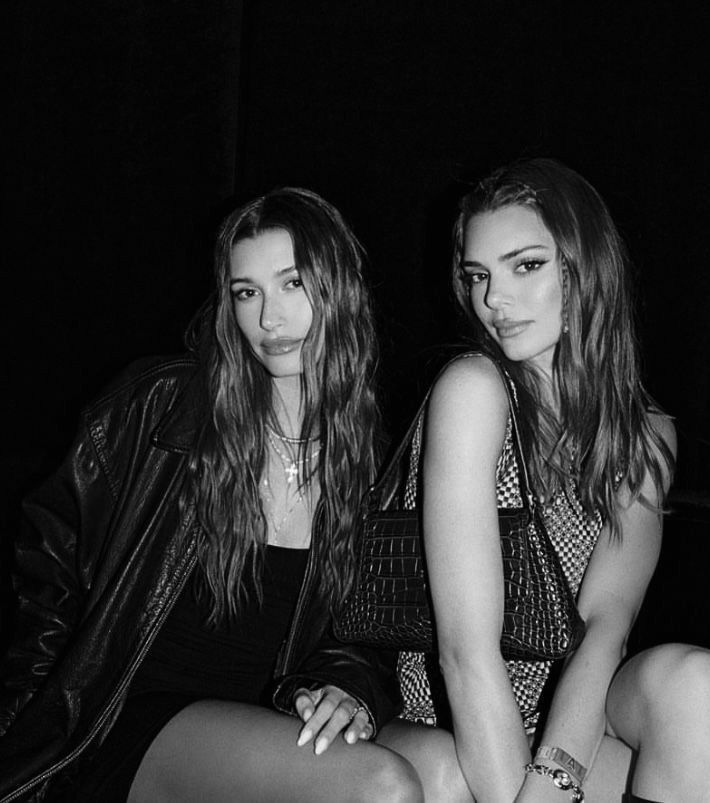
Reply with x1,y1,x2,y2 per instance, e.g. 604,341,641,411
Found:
556,643,710,802
128,699,423,803
376,644,710,803
603,643,710,803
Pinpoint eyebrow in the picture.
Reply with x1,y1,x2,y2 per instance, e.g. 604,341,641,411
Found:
229,264,298,286
462,244,549,268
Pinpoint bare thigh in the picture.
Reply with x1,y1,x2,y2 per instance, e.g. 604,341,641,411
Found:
377,719,473,803
128,700,423,803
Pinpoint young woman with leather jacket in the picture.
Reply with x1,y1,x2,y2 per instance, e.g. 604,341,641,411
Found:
0,188,422,802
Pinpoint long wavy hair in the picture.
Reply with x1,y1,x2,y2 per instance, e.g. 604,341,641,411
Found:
451,158,674,537
186,187,380,623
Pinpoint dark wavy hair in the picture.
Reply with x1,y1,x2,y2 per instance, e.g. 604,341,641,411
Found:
451,158,674,536
186,187,380,623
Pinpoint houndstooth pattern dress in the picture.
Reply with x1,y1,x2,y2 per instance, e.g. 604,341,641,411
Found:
397,413,603,730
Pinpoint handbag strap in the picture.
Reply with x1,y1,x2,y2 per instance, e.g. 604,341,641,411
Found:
373,352,537,513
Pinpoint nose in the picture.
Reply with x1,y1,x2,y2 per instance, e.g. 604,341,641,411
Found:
260,293,285,331
483,277,513,311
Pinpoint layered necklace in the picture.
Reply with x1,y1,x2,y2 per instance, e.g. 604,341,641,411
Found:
262,426,321,536
265,426,321,485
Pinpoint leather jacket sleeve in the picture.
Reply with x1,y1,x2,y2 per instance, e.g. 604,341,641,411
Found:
272,628,401,736
0,420,115,738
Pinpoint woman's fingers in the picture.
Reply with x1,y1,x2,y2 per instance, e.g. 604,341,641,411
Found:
342,708,373,745
295,689,339,749
293,686,371,754
293,687,323,724
311,697,367,755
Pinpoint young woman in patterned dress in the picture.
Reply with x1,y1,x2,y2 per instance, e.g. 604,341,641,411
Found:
377,159,710,802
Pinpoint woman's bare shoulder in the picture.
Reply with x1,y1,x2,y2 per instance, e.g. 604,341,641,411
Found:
425,353,511,456
429,353,509,412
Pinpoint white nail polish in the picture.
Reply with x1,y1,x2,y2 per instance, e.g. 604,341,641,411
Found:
314,738,326,755
297,729,311,747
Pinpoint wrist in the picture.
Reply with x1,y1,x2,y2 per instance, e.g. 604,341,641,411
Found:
524,762,585,802
534,745,587,785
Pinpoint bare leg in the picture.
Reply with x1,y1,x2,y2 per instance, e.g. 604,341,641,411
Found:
538,644,710,802
578,734,633,802
376,644,710,802
128,700,423,803
377,719,473,802
605,644,710,803
379,720,632,803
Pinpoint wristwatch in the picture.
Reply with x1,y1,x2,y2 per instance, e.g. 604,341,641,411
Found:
525,763,585,802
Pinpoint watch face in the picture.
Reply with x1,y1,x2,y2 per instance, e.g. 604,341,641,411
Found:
552,769,573,790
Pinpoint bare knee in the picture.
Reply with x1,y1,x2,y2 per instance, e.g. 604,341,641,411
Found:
634,644,710,722
613,645,710,796
358,751,424,803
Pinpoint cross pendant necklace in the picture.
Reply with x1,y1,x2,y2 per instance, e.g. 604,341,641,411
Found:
266,428,320,485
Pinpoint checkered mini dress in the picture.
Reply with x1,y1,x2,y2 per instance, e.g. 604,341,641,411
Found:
397,412,603,730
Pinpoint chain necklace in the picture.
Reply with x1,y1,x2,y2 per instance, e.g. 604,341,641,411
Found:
266,428,321,485
266,423,319,445
261,475,306,536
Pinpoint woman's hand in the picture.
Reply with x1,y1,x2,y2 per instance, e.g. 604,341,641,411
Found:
293,685,373,755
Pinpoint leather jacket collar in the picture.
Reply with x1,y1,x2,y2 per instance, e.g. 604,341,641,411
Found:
151,367,204,454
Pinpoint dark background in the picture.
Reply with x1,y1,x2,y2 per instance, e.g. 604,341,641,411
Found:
3,1,709,646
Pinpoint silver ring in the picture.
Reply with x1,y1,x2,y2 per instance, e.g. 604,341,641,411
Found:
349,704,366,722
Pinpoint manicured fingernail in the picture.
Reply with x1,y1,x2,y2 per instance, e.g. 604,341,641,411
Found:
345,731,357,744
360,731,368,740
297,729,312,747
302,708,312,723
314,737,327,755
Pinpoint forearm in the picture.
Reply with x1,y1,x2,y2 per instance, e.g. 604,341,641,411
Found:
524,619,625,790
444,657,530,801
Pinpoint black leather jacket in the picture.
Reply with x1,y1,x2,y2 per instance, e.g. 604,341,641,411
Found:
0,357,399,802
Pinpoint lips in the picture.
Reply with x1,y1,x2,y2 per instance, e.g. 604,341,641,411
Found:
261,337,302,356
492,320,531,338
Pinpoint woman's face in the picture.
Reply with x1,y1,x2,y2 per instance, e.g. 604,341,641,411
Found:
462,204,564,376
229,228,313,380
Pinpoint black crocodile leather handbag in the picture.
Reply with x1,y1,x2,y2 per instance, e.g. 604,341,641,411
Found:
334,354,585,661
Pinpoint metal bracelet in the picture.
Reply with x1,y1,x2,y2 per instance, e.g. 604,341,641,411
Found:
524,762,585,802
535,745,587,783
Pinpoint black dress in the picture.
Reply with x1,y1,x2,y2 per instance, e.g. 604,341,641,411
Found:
68,545,309,801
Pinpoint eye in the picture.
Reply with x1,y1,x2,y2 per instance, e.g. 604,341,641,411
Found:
514,259,545,274
285,276,304,290
231,286,258,301
462,270,488,287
